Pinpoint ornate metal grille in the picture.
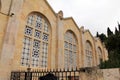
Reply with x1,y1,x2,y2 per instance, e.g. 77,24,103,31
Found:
21,14,50,67
64,31,77,69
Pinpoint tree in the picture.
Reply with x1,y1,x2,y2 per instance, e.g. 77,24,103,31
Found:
117,22,120,32
96,32,99,37
107,27,113,37
98,25,120,69
115,27,119,35
96,33,107,43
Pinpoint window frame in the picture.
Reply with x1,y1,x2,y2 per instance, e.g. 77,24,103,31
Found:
21,13,51,68
85,40,93,67
97,47,102,64
64,31,78,69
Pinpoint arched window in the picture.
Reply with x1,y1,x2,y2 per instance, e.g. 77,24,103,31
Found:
97,47,102,64
85,41,92,67
64,31,77,69
21,13,50,68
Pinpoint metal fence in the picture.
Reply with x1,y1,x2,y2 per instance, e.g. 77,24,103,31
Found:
10,67,83,80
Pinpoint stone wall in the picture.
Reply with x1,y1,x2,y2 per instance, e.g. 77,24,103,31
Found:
102,68,120,80
79,67,102,80
80,68,120,80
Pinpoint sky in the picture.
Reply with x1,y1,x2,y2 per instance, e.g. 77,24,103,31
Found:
47,0,120,36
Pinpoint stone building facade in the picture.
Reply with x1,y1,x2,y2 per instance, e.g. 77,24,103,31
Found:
0,0,108,80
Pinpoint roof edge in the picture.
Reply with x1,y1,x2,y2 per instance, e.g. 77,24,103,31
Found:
45,0,57,17
63,17,80,31
84,29,95,41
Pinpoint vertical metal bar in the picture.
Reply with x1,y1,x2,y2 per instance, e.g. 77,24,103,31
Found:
37,70,40,79
32,71,34,80
56,69,58,80
37,70,38,79
40,71,42,78
70,70,71,80
74,70,75,80
19,71,20,80
25,72,27,80
54,69,56,76
30,72,33,80
66,70,67,80
61,70,63,80
30,72,32,80
54,69,59,80
36,70,38,80
35,70,37,80
24,71,26,80
32,72,33,80
28,72,29,80
43,70,44,76
58,69,60,80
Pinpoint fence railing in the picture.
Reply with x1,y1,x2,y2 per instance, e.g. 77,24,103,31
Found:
10,67,95,80
10,68,81,80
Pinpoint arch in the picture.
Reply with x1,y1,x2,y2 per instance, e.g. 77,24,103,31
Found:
65,30,79,44
86,40,92,51
64,30,78,69
85,40,93,67
21,12,51,68
25,11,52,31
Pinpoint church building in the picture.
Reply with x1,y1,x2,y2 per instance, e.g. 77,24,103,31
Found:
0,0,108,80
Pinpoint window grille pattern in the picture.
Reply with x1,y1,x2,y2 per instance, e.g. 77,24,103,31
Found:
21,37,31,66
27,15,34,25
41,42,48,67
44,22,49,32
42,33,49,41
21,14,50,67
36,16,42,29
64,31,77,69
25,26,33,36
32,40,40,67
85,41,92,67
34,30,41,39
